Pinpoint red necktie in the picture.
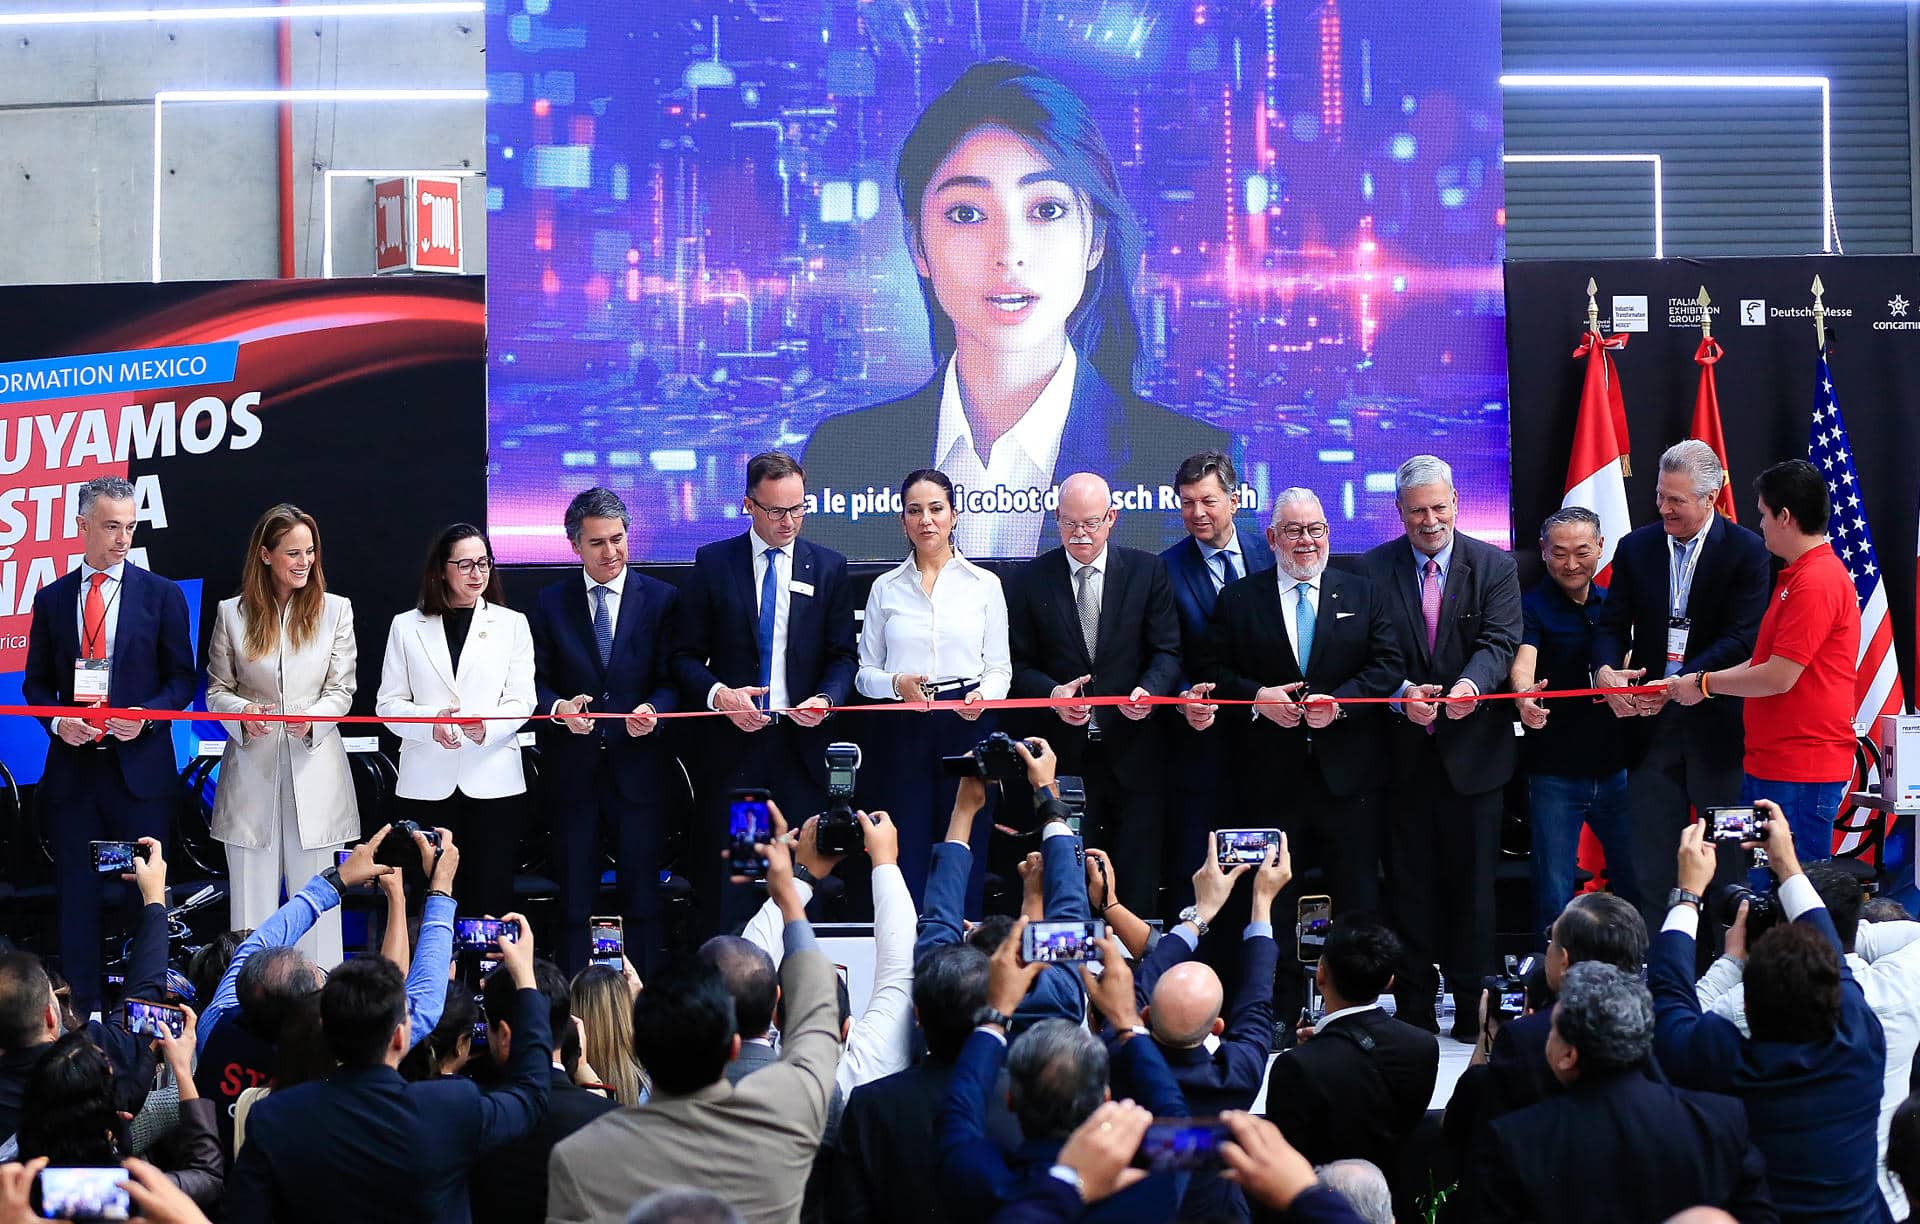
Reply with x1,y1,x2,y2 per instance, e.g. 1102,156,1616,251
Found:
83,572,108,660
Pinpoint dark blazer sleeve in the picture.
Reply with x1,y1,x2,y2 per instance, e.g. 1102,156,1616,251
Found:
645,583,682,715
1458,546,1521,698
223,1098,277,1221
669,555,725,702
915,841,970,960
1650,927,1742,1092
829,1090,877,1224
21,582,63,732
816,551,858,706
937,1031,1019,1220
1467,1119,1530,1224
1331,582,1407,705
1136,559,1182,697
528,589,566,717
988,1173,1082,1224
1590,538,1640,671
1261,1047,1320,1149
1691,529,1771,674
1111,1033,1187,1118
147,576,198,711
1193,586,1263,704
1006,565,1065,700
158,1097,226,1209
1218,934,1280,1092
472,986,553,1150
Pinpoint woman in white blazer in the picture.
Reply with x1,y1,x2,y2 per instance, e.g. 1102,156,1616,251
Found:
206,504,359,965
376,524,535,916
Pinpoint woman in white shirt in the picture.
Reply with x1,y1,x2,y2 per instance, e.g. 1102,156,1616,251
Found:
376,524,535,917
206,504,359,965
855,469,1011,906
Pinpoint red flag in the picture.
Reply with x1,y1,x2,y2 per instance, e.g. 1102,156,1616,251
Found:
1690,336,1737,519
1564,330,1632,583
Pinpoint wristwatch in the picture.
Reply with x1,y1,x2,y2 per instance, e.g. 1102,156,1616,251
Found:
1178,905,1210,937
321,864,346,895
972,1006,1012,1030
1668,887,1703,911
1047,1164,1086,1200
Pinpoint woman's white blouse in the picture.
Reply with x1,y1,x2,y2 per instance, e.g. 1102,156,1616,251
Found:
854,552,1012,702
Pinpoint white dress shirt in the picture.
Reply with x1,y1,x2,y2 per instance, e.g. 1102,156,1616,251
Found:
1311,1002,1382,1035
937,346,1078,559
54,560,125,736
855,552,1012,701
1668,516,1712,617
1278,575,1322,671
707,532,796,712
558,567,627,716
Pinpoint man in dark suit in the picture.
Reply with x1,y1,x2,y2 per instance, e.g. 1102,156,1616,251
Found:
832,944,1023,1223
801,355,1227,560
22,475,195,1012
1471,961,1775,1224
1267,918,1440,1183
529,487,682,973
1159,451,1276,906
469,960,615,1224
672,451,858,929
1356,455,1522,1036
1592,439,1770,929
227,914,551,1224
1198,486,1405,925
1006,472,1182,915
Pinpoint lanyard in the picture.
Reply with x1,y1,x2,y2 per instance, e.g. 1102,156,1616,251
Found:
1668,533,1704,619
81,573,124,659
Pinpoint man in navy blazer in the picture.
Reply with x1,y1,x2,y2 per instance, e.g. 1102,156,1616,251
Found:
1592,440,1770,928
671,452,858,927
528,487,682,973
1355,456,1521,1034
1159,451,1275,906
21,476,194,1011
226,913,552,1224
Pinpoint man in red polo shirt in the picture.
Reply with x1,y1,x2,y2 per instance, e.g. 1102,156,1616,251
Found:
1669,458,1860,862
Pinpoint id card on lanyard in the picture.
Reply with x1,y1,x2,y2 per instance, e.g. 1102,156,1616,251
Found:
73,657,110,704
1667,535,1704,670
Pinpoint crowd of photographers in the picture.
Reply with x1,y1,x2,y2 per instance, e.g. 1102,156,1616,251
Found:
6,736,1920,1223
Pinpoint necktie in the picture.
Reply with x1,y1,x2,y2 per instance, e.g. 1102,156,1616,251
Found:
1420,559,1442,736
1666,540,1695,677
1217,550,1239,587
1074,565,1101,663
757,548,783,709
1294,582,1316,673
590,585,614,669
83,572,108,660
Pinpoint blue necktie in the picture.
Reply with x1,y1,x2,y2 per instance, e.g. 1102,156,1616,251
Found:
1666,539,1694,677
1217,550,1239,588
757,548,782,710
591,585,613,669
1295,582,1316,673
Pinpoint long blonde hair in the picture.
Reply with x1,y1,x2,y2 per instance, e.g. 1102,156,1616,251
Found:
570,966,648,1106
238,504,326,659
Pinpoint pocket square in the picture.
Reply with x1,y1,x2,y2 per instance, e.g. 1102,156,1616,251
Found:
1335,611,1357,619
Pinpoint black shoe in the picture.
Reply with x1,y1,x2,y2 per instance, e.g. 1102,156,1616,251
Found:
1448,1014,1480,1043
1396,997,1439,1034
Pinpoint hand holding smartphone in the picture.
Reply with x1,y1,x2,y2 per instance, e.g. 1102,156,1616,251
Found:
453,917,520,952
31,1167,132,1220
89,841,148,874
1020,919,1107,964
589,916,624,970
123,998,187,1041
1131,1117,1230,1172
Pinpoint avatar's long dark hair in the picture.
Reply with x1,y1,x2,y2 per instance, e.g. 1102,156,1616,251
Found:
896,60,1146,395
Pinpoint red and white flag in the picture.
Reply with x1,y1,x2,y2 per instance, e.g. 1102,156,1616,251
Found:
1565,330,1632,583
1691,336,1738,520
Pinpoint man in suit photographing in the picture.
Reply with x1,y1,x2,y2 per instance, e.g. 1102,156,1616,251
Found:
1357,455,1521,1036
1007,471,1182,915
23,475,195,1012
530,487,683,973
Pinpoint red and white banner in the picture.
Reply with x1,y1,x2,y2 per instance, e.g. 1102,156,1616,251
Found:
1564,331,1632,583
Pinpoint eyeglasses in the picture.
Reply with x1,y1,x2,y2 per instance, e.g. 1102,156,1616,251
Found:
748,497,808,522
1059,517,1110,534
448,557,493,574
1277,523,1329,541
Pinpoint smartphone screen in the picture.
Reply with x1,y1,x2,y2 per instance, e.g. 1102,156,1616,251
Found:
1708,805,1759,840
453,917,518,951
124,998,187,1040
1021,919,1106,964
1296,896,1332,962
589,917,624,968
1132,1118,1230,1172
89,841,139,874
1214,828,1280,867
729,792,771,878
33,1167,132,1220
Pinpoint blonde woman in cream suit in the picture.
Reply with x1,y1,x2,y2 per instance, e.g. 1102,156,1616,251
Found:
206,504,359,965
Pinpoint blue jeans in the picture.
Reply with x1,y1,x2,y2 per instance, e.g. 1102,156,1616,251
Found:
1744,774,1847,888
1528,770,1636,934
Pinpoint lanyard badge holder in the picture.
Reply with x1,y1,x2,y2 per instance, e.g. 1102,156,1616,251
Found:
1667,537,1702,672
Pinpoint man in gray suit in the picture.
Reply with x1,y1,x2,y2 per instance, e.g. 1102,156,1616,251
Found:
701,936,781,1084
547,802,841,1224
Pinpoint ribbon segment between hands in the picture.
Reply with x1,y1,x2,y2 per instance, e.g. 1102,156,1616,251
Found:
0,685,1673,725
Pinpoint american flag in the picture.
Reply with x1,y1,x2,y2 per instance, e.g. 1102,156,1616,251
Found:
1812,351,1906,854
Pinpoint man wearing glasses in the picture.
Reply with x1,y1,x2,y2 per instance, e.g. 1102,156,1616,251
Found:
1006,471,1182,914
673,452,859,926
1193,488,1404,950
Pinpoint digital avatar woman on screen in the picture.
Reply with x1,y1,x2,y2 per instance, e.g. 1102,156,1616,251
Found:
803,59,1226,560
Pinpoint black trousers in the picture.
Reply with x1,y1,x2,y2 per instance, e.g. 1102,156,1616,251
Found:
1385,737,1500,1008
393,790,522,919
548,767,665,977
1077,740,1165,920
1163,719,1230,913
1626,706,1743,932
860,708,996,914
50,753,173,1012
692,720,829,936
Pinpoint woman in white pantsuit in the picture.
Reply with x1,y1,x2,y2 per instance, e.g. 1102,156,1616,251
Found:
376,524,535,917
206,504,359,965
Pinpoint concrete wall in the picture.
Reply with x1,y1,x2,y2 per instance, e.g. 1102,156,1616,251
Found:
0,4,484,285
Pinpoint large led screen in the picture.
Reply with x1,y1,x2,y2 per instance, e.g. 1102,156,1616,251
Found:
487,0,1509,563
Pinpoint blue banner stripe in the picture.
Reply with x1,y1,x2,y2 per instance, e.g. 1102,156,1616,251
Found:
0,343,240,406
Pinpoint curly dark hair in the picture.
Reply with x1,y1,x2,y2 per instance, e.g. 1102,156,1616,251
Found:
1746,921,1843,1044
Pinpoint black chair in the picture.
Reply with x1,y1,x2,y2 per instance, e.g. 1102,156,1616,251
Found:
1830,733,1893,889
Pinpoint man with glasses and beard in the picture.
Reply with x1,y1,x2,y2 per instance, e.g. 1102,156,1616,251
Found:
1006,472,1182,915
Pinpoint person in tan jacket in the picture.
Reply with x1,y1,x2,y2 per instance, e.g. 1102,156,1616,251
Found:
546,801,841,1224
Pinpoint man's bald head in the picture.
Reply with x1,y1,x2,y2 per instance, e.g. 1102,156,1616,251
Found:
1661,1210,1738,1224
1146,962,1225,1049
1056,472,1116,565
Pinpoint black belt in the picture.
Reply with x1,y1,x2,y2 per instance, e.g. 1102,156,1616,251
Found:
924,679,981,702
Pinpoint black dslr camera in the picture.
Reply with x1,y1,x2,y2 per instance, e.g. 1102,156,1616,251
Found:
376,819,442,870
815,742,864,856
1709,882,1782,940
941,731,1040,782
1483,954,1537,1022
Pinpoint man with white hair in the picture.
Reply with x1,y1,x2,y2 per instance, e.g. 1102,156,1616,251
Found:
1591,439,1769,929
1357,456,1522,1037
1006,472,1183,913
1195,486,1405,923
1315,1160,1394,1224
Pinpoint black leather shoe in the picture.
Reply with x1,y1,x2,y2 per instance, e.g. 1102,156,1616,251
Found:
1395,997,1439,1034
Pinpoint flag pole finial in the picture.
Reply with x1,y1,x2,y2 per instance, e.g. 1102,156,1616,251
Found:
1585,277,1600,336
1811,275,1827,352
1697,286,1712,340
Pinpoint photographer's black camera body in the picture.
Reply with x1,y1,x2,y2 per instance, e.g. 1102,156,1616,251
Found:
815,742,865,856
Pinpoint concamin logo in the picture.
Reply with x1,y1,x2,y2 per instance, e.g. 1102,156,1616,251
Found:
1873,293,1920,331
